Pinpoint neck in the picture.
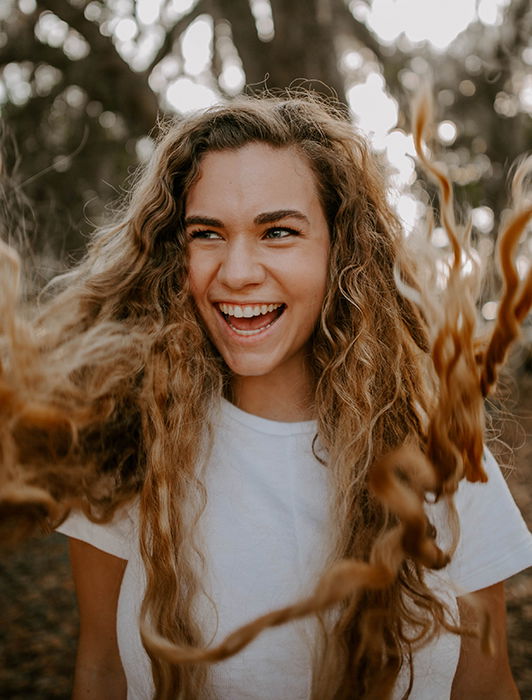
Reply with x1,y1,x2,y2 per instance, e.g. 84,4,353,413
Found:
231,365,315,422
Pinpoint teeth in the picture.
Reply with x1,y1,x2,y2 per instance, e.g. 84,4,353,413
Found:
218,303,282,317
227,319,278,336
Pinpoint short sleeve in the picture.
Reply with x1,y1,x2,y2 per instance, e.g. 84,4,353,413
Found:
56,501,138,560
443,448,532,593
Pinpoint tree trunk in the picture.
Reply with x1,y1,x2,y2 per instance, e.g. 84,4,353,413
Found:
214,0,346,101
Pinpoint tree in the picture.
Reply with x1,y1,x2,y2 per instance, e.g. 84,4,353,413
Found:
0,0,530,266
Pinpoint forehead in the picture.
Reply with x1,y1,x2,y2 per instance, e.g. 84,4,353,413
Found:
185,143,322,218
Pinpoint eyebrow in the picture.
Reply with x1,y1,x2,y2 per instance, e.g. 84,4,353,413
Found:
184,209,310,228
254,209,309,225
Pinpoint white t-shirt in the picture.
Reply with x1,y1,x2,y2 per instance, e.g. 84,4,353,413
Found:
58,399,532,700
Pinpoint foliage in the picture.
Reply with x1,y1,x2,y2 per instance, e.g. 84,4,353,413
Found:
0,0,531,269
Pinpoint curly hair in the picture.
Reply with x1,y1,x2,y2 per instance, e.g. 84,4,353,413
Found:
1,92,530,699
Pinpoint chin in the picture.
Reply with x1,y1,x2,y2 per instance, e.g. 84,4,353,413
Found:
223,356,278,378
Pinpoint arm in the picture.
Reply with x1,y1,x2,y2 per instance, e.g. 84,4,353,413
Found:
451,581,519,700
69,537,128,700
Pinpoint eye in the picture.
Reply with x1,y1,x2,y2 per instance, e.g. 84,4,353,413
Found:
263,227,301,240
189,230,223,240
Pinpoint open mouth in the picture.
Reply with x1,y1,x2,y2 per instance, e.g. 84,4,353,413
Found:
217,302,286,336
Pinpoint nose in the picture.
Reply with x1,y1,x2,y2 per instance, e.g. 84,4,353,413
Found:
217,238,266,290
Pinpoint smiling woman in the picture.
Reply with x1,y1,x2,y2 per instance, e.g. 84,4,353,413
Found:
186,144,329,417
1,93,531,700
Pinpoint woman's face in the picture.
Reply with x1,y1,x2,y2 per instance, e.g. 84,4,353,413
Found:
185,142,330,386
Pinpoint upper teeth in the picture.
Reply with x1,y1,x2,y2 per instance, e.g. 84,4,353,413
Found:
218,303,282,318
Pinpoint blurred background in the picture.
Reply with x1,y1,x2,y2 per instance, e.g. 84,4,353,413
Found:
0,0,530,697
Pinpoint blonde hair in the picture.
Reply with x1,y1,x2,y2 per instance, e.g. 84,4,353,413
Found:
1,92,530,699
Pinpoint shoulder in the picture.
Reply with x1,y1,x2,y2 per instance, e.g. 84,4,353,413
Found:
439,448,532,592
56,500,139,560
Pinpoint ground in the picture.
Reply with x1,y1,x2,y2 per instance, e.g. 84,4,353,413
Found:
0,377,531,699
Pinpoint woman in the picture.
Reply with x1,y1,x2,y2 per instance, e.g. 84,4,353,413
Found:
2,94,532,699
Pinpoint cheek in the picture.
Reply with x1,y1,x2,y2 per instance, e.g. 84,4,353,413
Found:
187,273,211,333
306,253,329,307
306,262,329,331
186,254,207,303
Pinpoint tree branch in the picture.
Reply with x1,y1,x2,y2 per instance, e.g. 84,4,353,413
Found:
32,0,159,134
36,0,112,55
334,0,385,62
0,8,43,68
147,0,209,73
210,0,270,87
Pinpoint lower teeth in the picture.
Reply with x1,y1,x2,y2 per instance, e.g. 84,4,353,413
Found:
227,319,275,336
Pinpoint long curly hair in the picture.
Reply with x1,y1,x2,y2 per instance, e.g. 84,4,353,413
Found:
1,93,530,699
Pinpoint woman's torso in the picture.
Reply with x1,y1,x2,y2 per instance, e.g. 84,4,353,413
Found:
117,400,462,700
